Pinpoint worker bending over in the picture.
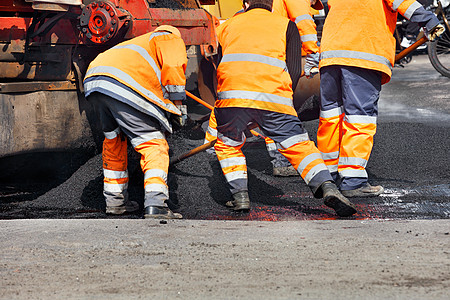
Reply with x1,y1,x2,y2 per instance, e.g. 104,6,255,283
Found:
318,0,444,197
214,0,357,217
83,25,188,219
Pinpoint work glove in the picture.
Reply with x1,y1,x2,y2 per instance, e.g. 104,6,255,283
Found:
171,104,188,127
424,24,445,41
304,52,320,79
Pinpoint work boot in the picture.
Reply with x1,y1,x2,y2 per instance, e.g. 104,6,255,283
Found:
273,165,299,177
321,181,357,217
341,183,384,198
144,206,183,219
225,191,250,211
105,200,139,215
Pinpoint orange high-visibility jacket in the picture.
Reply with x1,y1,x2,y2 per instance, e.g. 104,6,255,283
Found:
84,26,187,115
272,0,319,56
320,0,422,84
215,8,297,116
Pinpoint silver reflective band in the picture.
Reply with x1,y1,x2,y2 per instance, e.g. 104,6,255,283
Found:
207,126,217,137
104,127,120,139
224,170,247,182
266,142,277,151
218,90,293,108
326,163,339,173
320,106,343,119
321,50,392,70
112,44,161,82
144,169,168,182
339,157,368,168
221,53,287,71
165,85,185,93
84,79,173,133
404,2,422,19
145,183,169,196
295,14,314,23
219,157,246,169
104,169,128,179
131,131,165,148
303,163,329,184
320,151,339,161
297,153,323,174
279,133,310,149
104,182,128,193
300,34,318,42
392,0,408,11
86,66,179,113
344,114,377,124
218,132,246,147
149,31,170,41
340,168,368,178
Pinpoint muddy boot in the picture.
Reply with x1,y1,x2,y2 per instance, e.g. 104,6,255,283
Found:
341,183,384,197
106,200,139,215
273,165,299,177
144,206,183,219
225,191,250,211
321,181,357,217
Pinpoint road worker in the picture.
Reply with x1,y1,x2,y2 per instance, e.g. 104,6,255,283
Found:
318,0,444,197
213,0,357,217
204,0,325,177
83,25,188,219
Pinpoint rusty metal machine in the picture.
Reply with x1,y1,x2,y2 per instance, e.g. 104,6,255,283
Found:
0,0,219,158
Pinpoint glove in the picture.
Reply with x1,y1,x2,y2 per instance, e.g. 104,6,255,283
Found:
425,24,445,41
172,104,188,127
304,52,320,79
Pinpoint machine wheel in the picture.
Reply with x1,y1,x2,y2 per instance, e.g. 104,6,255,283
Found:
427,20,450,78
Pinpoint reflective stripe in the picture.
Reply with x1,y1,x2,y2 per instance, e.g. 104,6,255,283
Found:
295,14,314,23
300,34,318,42
112,44,161,82
84,79,172,133
104,182,128,193
326,163,339,173
303,163,329,184
298,153,323,174
104,127,120,139
144,169,168,182
145,183,169,196
207,126,217,137
165,84,185,93
224,170,247,182
344,115,377,124
219,157,246,169
218,90,293,107
392,0,407,11
218,132,246,147
321,50,392,70
339,157,368,168
149,31,170,41
131,131,165,148
340,168,368,178
404,2,422,19
266,142,277,152
104,169,128,179
221,53,288,71
321,151,339,161
279,133,310,149
86,66,179,113
320,107,343,119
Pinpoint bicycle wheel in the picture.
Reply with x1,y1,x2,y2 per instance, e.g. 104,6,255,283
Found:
427,22,450,78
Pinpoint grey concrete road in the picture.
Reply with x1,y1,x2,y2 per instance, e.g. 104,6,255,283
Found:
1,54,449,299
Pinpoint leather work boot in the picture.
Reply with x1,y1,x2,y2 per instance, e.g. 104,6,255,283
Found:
225,191,250,211
321,181,357,217
144,206,183,219
105,201,139,215
341,183,384,198
273,165,299,177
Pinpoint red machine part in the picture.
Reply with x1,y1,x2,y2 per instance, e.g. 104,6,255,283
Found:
79,0,130,44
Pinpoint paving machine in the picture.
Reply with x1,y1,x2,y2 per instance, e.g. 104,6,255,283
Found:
0,0,219,159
